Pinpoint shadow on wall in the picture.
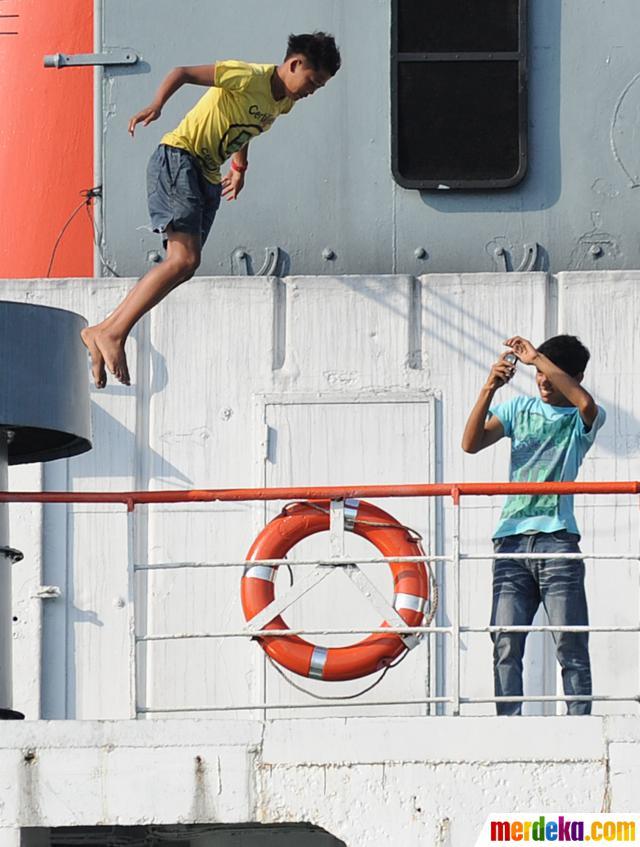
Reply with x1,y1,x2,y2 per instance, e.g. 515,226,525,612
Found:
330,275,539,388
48,823,347,846
332,274,540,376
332,277,640,458
72,402,191,484
69,341,191,484
589,393,640,458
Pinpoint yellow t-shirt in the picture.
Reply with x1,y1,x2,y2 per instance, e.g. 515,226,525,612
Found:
161,60,294,184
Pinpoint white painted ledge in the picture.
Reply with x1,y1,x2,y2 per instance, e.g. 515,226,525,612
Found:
261,716,606,765
0,716,632,835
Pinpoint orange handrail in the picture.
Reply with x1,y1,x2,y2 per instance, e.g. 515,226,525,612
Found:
0,481,638,510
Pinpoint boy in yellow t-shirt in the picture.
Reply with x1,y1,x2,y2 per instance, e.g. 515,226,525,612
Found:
82,32,341,387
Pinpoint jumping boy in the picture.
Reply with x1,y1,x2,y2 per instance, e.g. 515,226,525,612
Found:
82,32,341,387
462,335,606,715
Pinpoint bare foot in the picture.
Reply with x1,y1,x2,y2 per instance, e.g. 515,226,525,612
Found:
95,328,130,385
80,326,107,389
81,326,131,386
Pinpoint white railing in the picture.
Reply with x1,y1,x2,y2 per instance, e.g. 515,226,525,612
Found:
3,482,639,716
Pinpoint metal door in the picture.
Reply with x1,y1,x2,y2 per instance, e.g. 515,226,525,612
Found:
258,393,437,717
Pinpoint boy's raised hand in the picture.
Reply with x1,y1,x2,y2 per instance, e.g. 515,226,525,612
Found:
128,105,162,137
485,352,516,391
504,335,538,365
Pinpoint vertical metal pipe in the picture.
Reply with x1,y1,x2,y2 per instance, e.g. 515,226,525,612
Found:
0,431,23,719
450,493,461,716
93,0,104,277
329,499,346,559
637,497,640,718
127,507,138,719
0,430,10,709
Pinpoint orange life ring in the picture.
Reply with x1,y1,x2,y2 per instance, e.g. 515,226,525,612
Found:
241,499,429,681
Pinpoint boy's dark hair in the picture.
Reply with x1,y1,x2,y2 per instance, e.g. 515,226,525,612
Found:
285,32,341,76
537,334,590,377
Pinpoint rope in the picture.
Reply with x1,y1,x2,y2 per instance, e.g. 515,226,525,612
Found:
84,197,120,277
266,651,406,700
418,551,438,628
46,193,92,277
281,500,425,544
46,186,120,278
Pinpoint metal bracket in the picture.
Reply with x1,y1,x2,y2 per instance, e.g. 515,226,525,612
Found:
245,565,333,632
32,585,62,600
494,242,539,272
329,499,346,558
0,547,23,564
232,246,283,276
44,50,139,69
515,242,539,272
340,564,421,650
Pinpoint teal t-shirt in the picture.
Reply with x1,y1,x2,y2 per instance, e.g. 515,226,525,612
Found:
489,396,606,539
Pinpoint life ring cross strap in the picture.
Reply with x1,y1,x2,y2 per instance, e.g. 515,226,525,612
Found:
241,499,430,682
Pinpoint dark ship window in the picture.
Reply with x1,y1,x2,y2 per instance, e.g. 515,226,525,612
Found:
391,0,528,189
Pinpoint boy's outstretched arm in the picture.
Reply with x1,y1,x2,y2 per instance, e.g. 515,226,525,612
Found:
505,336,598,427
128,65,216,136
462,355,513,453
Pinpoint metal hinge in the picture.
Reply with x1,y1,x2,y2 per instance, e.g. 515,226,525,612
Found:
264,425,276,463
44,50,139,69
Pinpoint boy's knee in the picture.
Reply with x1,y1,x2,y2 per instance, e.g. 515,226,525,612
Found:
556,643,591,670
172,252,200,281
493,633,525,663
183,254,201,279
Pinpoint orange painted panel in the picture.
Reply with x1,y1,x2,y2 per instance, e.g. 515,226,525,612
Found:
0,0,93,278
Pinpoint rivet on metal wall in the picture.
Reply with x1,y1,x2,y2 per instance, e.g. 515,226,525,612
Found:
414,247,428,260
322,248,336,261
590,245,604,257
147,251,162,264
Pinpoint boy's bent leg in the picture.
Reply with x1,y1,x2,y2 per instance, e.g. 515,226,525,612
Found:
538,532,592,716
491,535,540,715
81,228,201,386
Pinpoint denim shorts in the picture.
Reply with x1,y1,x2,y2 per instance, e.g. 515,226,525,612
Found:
146,144,222,245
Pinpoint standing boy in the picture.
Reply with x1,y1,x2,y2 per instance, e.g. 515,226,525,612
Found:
82,32,341,387
462,335,606,715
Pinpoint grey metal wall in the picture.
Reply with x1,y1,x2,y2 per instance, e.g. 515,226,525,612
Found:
100,0,640,276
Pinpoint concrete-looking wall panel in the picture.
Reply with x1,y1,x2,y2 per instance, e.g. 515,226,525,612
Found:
559,271,640,712
0,716,624,846
142,277,276,714
421,272,550,713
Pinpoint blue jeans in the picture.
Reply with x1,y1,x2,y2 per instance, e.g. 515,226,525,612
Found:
491,530,592,716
